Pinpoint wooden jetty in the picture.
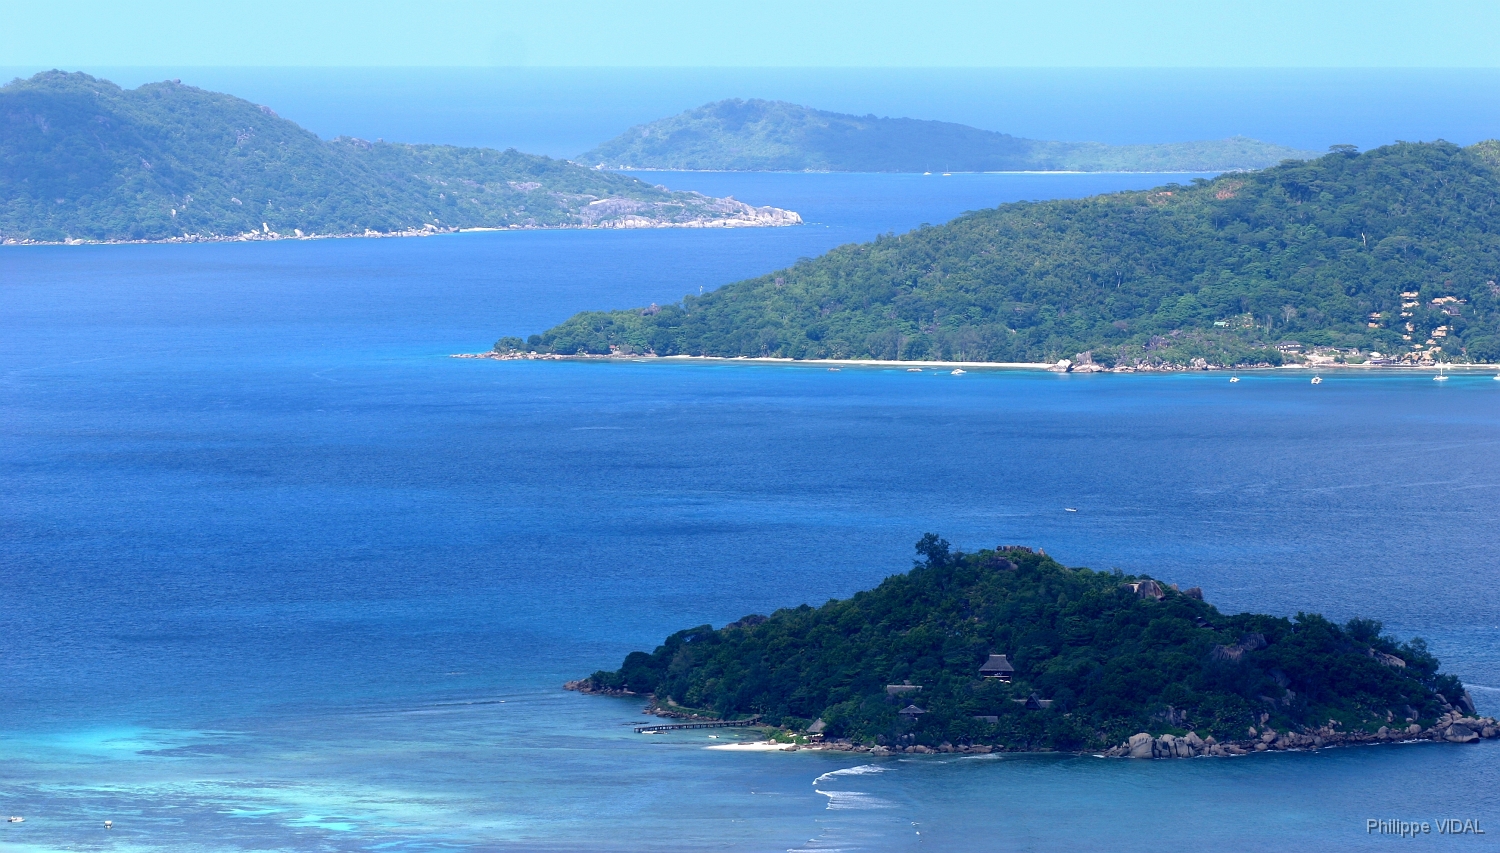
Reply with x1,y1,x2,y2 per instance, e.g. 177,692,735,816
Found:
635,718,760,734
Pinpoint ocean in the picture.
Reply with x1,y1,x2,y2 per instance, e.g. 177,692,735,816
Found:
1,171,1497,851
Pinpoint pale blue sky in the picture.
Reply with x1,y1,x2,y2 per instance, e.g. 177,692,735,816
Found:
5,0,1499,67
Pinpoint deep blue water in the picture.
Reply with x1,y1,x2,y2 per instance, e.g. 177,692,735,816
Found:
2,172,1499,851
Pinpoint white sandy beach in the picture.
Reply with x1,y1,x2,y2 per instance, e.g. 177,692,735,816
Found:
704,741,798,751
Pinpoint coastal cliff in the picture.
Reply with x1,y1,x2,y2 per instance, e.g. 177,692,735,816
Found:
0,72,800,244
570,536,1492,757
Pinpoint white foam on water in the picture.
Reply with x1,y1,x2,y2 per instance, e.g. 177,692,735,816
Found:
814,789,892,810
811,764,883,786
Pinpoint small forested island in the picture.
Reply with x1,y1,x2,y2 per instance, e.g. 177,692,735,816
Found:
524,142,1500,366
0,72,799,244
570,537,1497,758
578,99,1318,173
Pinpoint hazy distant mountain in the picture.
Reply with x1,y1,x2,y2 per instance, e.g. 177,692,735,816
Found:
0,73,799,244
578,99,1320,173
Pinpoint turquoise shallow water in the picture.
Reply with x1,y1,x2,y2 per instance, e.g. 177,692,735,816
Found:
2,172,1498,851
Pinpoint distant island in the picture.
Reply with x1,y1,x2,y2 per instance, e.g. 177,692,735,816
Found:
518,142,1500,367
0,72,800,245
577,99,1319,173
570,536,1498,757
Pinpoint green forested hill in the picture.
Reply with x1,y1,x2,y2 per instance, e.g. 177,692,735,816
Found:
580,537,1467,750
578,99,1318,173
531,142,1500,366
0,72,797,243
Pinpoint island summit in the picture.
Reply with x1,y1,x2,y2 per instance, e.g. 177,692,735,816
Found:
569,536,1497,758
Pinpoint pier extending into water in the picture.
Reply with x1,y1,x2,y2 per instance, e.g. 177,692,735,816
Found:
635,718,760,734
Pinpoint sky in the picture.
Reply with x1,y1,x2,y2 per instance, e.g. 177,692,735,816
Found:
6,0,1500,67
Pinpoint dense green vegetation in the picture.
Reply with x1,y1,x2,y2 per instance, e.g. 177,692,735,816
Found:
579,99,1318,173
532,142,1500,365
1,72,783,242
583,537,1463,750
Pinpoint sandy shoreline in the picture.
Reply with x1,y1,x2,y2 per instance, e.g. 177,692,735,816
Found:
0,217,800,248
453,352,1500,374
703,740,799,751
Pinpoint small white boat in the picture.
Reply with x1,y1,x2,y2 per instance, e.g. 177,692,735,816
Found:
1229,376,1240,383
1494,373,1500,381
7,817,23,823
104,821,112,829
828,368,841,372
1434,364,1449,381
1065,507,1078,513
951,368,966,375
1311,375,1322,385
907,368,923,373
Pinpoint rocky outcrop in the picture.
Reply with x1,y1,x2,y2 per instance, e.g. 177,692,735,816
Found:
1120,580,1165,600
1069,352,1108,373
1366,648,1407,668
1102,710,1500,759
1457,691,1479,716
1210,632,1268,663
575,195,802,229
1445,724,1479,743
1127,732,1154,758
564,678,638,697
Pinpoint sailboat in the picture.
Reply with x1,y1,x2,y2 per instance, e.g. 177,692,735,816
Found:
1311,375,1323,385
1434,363,1449,382
1229,376,1240,383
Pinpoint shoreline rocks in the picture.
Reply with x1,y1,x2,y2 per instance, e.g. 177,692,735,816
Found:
647,708,1500,760
1100,711,1500,759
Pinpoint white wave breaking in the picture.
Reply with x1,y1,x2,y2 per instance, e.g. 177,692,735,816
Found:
814,789,893,810
811,764,883,786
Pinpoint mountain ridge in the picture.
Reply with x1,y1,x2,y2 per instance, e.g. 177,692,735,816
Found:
527,141,1500,366
578,99,1321,173
0,72,800,244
